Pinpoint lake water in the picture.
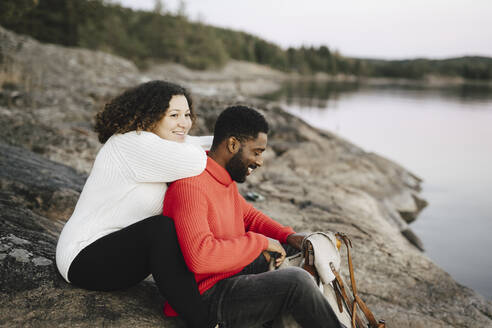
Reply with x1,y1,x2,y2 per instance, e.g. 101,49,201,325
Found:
263,81,492,300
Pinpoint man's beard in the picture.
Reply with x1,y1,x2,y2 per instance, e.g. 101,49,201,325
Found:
226,148,248,183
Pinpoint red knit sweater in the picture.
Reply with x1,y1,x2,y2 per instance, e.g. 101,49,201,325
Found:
162,156,295,316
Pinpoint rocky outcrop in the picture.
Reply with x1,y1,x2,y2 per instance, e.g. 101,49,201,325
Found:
0,25,140,173
0,143,185,328
142,60,286,97
1,26,491,327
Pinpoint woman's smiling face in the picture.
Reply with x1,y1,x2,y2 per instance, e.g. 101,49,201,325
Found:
152,94,192,142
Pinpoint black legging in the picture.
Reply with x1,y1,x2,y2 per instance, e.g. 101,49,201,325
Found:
67,215,211,328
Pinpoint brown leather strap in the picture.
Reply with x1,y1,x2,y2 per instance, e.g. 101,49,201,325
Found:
331,264,365,328
332,279,344,313
342,235,362,327
335,233,385,328
351,301,357,327
355,295,379,326
354,295,386,327
302,240,320,284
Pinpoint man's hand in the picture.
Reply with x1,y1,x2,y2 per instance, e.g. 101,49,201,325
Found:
286,233,307,251
266,237,286,267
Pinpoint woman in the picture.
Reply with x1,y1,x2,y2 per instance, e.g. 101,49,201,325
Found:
56,80,214,328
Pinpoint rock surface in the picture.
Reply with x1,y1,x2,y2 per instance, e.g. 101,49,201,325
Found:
1,26,491,327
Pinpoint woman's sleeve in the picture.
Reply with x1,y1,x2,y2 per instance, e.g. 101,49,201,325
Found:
113,131,207,182
185,135,214,151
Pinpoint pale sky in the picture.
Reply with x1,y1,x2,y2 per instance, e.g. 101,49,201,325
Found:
114,0,492,59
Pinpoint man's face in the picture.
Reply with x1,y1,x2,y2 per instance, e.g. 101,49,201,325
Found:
226,132,267,183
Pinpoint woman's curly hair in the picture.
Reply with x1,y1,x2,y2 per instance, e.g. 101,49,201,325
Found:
95,80,195,143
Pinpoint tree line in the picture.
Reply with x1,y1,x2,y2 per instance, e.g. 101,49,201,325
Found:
1,0,491,80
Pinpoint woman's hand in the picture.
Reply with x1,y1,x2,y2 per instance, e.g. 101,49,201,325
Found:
266,237,286,267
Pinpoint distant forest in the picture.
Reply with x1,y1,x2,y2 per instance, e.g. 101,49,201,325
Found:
1,0,491,80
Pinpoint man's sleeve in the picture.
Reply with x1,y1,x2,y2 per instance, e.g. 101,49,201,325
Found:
163,181,269,274
241,195,295,243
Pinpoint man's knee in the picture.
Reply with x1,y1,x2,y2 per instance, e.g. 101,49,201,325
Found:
282,267,317,289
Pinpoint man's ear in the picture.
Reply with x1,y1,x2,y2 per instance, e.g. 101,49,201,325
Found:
226,136,241,154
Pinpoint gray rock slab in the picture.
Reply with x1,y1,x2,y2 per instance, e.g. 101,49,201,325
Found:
0,143,180,328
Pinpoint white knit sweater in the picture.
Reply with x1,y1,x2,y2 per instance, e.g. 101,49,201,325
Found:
56,131,213,282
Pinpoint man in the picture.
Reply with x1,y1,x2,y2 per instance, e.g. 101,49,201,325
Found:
163,106,342,328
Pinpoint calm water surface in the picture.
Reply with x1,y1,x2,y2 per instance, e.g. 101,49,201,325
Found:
264,82,492,299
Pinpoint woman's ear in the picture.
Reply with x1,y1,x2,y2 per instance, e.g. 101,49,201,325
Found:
227,136,241,154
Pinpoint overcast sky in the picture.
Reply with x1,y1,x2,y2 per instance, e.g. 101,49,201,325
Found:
114,0,492,59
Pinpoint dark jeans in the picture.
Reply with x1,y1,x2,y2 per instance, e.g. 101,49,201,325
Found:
202,251,343,328
67,215,212,328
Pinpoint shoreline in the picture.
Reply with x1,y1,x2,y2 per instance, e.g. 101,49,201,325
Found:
281,83,492,301
140,59,492,99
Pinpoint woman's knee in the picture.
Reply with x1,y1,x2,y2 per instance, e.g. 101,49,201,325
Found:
144,215,175,232
143,215,179,244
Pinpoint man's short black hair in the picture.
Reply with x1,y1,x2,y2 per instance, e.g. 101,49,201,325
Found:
211,105,269,150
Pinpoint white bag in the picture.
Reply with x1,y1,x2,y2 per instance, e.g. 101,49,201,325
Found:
272,232,385,328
